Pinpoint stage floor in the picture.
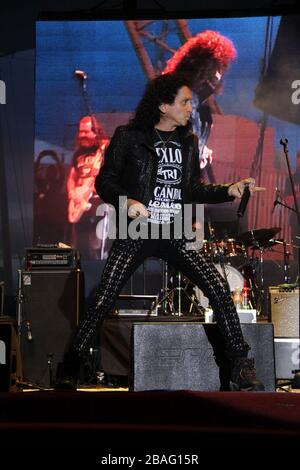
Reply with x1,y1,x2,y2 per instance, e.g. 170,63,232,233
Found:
1,386,300,455
78,382,300,393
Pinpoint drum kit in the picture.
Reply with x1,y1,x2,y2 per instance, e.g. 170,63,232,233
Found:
160,226,288,316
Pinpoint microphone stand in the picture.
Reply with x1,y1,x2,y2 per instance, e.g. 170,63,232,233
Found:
279,138,300,389
280,138,300,227
273,199,297,213
75,71,102,147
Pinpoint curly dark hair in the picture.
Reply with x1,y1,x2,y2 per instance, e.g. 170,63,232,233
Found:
163,30,236,92
129,73,190,130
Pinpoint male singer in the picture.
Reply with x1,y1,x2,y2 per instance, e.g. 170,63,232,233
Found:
56,73,265,391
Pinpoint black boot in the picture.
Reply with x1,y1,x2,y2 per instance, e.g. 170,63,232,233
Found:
54,351,81,391
230,357,265,391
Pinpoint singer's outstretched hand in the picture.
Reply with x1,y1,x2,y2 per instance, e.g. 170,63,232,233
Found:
228,177,265,198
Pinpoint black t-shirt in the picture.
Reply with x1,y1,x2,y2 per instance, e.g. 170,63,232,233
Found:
147,129,182,226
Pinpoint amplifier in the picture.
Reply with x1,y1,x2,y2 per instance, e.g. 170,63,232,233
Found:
24,247,80,270
20,268,83,387
269,287,299,337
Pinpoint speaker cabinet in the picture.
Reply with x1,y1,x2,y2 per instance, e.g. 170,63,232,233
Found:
130,323,275,392
274,338,300,379
20,269,83,388
0,316,22,391
269,287,299,337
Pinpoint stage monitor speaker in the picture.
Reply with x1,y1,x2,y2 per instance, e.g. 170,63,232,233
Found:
269,287,299,337
130,323,275,392
0,316,22,391
274,337,300,379
20,269,83,388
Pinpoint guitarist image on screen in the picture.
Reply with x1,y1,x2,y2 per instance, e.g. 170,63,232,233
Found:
67,115,109,258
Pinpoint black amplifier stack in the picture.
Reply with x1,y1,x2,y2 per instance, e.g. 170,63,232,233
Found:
19,246,84,388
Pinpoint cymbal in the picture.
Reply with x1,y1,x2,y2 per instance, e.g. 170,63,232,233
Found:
236,227,281,248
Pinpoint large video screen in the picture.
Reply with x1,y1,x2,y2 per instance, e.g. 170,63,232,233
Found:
34,16,300,262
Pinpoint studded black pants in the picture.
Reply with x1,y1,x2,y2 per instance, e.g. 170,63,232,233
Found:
71,238,250,359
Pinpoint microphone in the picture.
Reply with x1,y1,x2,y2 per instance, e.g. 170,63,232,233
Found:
280,138,288,146
237,184,251,218
272,200,279,214
208,221,216,240
271,188,280,214
74,69,87,80
26,321,33,342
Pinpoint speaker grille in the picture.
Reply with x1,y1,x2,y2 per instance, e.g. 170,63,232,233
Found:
131,323,275,392
20,269,83,387
269,287,299,337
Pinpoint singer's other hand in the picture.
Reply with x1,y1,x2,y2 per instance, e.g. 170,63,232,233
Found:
228,177,266,198
127,198,149,219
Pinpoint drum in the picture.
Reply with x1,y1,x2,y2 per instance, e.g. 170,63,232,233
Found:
202,240,218,257
201,239,245,263
214,263,245,290
220,239,245,257
194,263,244,309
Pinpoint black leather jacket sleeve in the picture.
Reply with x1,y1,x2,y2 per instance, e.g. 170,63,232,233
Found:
193,181,235,204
